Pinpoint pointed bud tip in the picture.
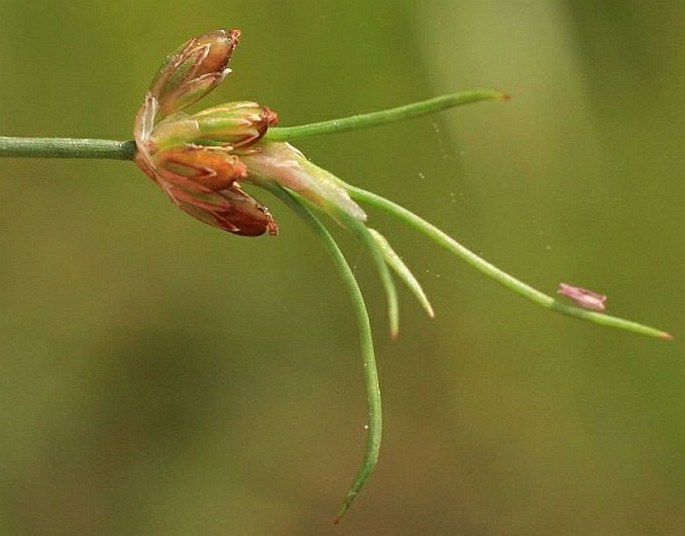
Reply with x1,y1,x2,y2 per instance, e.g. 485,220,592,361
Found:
194,29,241,78
658,331,674,341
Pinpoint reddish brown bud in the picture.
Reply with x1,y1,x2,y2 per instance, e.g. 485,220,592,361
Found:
148,29,241,119
173,180,278,237
155,145,248,190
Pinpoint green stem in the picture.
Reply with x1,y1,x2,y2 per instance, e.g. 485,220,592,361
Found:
0,90,505,159
345,185,672,341
262,183,382,523
265,90,507,142
0,137,136,160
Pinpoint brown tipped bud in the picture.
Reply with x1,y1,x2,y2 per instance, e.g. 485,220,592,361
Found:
155,145,248,190
174,180,278,237
150,101,278,152
191,101,278,149
148,29,241,119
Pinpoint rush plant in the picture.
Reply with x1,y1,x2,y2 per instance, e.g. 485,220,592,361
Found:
0,30,671,522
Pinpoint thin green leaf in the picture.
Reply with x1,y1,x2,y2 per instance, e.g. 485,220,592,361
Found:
340,215,400,338
262,182,382,523
265,90,507,142
369,228,434,318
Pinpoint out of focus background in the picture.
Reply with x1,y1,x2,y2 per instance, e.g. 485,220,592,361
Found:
0,2,683,535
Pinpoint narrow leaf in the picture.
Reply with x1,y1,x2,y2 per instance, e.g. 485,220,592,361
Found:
369,228,434,318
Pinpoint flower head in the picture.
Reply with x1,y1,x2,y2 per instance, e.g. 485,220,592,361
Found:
134,31,279,236
134,30,437,326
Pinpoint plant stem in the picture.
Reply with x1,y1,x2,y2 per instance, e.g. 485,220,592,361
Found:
0,137,136,160
0,90,506,159
264,90,507,142
262,183,382,523
345,184,673,341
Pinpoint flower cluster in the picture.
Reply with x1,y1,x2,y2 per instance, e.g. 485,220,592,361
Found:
133,29,422,334
134,29,370,239
134,29,280,236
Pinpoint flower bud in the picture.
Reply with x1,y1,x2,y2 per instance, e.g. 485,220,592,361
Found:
191,102,278,149
148,29,240,119
155,145,248,190
149,101,278,152
174,180,278,236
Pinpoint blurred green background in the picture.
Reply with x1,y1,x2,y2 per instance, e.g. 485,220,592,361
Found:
1,1,683,535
